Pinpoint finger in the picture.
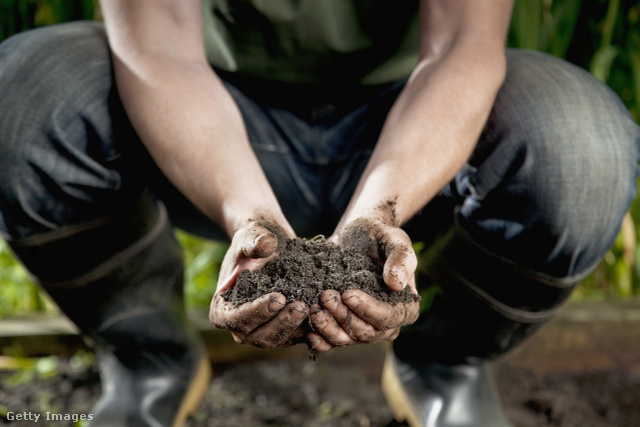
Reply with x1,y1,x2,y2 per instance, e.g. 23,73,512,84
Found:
318,289,341,312
241,226,278,259
320,290,377,342
384,327,401,341
306,332,335,353
308,326,398,346
309,305,354,347
382,236,417,292
278,329,310,347
366,327,401,344
404,296,420,325
341,289,415,330
209,292,286,333
243,301,309,348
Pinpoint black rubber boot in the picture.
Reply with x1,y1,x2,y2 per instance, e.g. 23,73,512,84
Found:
383,224,579,427
7,193,211,427
382,353,510,427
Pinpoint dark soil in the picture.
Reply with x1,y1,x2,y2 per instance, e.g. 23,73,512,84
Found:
222,237,420,307
496,363,640,427
1,341,639,427
2,303,640,426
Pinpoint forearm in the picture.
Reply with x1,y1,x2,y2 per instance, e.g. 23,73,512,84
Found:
101,0,288,237
338,43,506,229
113,57,286,235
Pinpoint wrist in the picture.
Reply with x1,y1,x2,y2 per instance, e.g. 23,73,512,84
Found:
336,195,403,234
221,201,294,239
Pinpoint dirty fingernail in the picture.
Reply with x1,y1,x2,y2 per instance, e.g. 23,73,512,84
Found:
254,231,275,248
343,295,359,309
290,306,308,322
320,294,339,310
392,267,408,287
249,232,277,258
268,296,285,313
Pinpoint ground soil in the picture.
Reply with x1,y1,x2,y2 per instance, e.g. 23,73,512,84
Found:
223,237,419,307
0,348,638,427
2,304,640,426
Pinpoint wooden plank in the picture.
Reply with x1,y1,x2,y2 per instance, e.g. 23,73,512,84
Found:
1,301,640,362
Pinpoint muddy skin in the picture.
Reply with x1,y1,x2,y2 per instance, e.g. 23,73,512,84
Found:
377,196,399,227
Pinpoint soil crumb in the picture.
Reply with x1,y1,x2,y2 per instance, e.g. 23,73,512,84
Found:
222,237,420,307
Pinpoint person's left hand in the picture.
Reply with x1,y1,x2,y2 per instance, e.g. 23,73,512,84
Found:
306,218,420,352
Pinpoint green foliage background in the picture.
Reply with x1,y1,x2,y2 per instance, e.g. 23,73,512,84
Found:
1,0,640,317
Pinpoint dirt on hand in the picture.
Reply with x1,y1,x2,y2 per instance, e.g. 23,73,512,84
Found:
221,236,420,307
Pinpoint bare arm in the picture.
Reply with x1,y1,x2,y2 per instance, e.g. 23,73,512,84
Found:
311,0,514,352
100,0,292,237
101,1,306,348
337,0,512,229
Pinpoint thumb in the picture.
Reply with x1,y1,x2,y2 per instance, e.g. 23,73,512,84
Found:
383,241,417,292
241,226,279,259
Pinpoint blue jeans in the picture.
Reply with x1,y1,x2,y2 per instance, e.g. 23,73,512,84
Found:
0,22,638,283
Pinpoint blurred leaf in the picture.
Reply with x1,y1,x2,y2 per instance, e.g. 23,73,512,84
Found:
0,0,99,43
33,0,54,26
633,245,640,283
627,29,640,119
34,355,58,378
614,258,633,297
176,230,227,309
590,45,620,82
0,238,52,317
0,355,36,371
542,0,582,57
69,349,95,371
510,0,543,50
589,0,623,84
600,0,621,49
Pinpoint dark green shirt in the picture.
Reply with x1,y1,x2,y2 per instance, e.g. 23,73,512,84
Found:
203,0,420,84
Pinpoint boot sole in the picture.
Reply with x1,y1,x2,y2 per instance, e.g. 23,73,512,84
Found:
173,354,212,427
381,352,422,427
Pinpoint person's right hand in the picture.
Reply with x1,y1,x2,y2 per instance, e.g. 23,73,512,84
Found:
208,219,310,348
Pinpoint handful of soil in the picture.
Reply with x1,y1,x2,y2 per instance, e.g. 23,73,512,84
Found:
221,237,420,307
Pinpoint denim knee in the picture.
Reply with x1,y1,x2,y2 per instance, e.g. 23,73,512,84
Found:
456,50,640,278
0,22,141,238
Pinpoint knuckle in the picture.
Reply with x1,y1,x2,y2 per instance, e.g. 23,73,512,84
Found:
213,320,225,329
333,334,353,347
287,310,308,326
321,325,350,346
310,339,333,353
311,316,329,334
403,303,420,325
252,340,270,349
385,328,401,341
320,290,340,307
355,327,377,342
